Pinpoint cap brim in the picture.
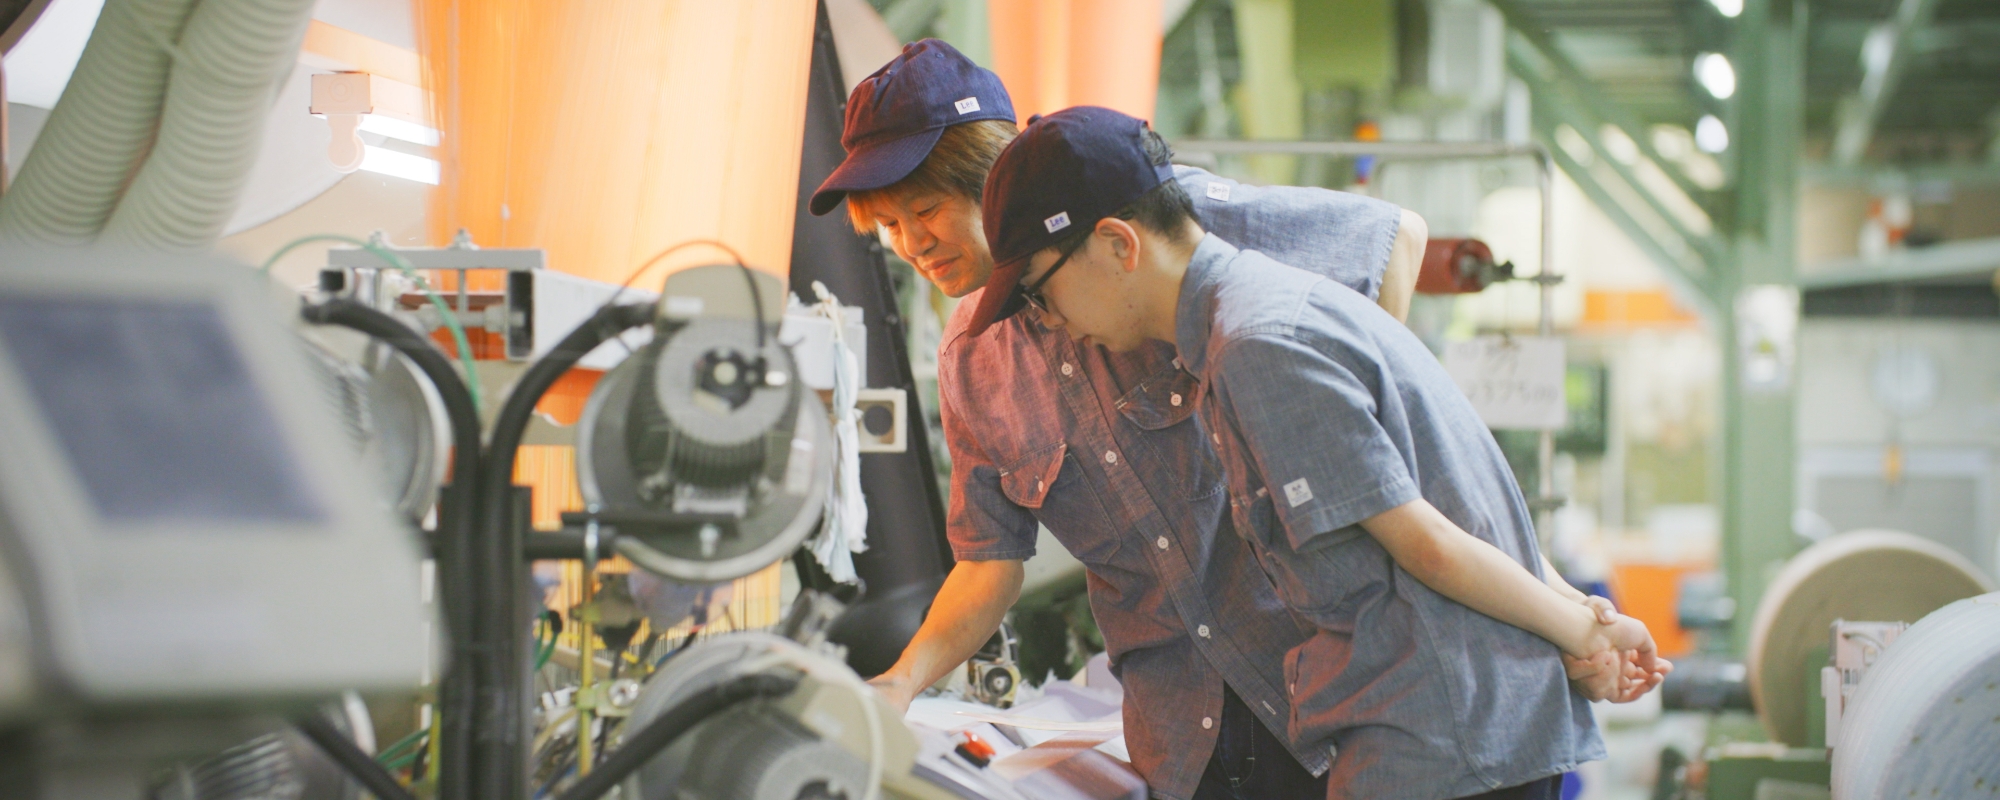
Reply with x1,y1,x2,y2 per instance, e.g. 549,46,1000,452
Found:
809,126,951,216
965,255,1031,338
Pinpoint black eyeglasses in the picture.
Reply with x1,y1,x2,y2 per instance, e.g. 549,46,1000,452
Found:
1016,245,1080,316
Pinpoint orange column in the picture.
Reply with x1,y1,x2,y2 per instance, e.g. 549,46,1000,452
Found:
989,0,1162,124
417,0,816,285
413,0,819,582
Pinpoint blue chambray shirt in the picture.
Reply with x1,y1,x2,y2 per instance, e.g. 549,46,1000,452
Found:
1172,234,1605,800
938,166,1401,799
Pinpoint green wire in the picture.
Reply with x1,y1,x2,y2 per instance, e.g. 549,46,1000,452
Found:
533,618,557,672
376,727,427,763
261,234,484,413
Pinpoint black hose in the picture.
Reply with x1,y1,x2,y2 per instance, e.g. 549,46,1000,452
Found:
551,672,802,800
296,716,421,800
299,299,483,800
474,302,654,800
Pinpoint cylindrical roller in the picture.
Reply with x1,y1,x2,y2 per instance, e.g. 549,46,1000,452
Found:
1830,593,2000,800
1746,529,1994,745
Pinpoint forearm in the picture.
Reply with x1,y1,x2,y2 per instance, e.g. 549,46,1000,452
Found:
1377,209,1427,324
1541,554,1588,603
877,559,1024,689
1362,500,1599,657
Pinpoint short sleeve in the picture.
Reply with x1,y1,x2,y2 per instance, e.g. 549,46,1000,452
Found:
1174,165,1401,301
937,345,1040,561
1213,332,1419,551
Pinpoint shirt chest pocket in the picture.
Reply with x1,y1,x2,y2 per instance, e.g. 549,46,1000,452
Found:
999,442,1122,565
1234,490,1376,617
1113,364,1225,500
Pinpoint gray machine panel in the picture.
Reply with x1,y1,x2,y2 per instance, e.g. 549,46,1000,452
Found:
0,246,430,715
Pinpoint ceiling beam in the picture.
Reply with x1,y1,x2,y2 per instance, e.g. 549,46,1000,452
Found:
1487,0,1716,209
1509,41,1727,272
1830,0,1944,165
1530,105,1718,310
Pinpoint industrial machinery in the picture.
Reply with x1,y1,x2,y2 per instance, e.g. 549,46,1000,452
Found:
0,246,431,797
1415,237,1515,295
574,264,835,582
1745,529,1993,747
284,244,1144,800
1828,592,2000,800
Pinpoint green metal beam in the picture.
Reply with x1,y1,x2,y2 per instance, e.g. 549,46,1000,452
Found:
1488,0,1718,211
1510,41,1729,274
1718,0,1807,659
1830,0,1944,165
1530,110,1718,312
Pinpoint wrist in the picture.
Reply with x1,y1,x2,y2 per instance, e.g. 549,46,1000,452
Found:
1560,603,1606,659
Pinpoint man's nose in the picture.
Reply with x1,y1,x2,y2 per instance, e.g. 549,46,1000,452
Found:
907,221,939,255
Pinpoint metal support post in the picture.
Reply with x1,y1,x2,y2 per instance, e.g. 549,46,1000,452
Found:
1719,0,1806,657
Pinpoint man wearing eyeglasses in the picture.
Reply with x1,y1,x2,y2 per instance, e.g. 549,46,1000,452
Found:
807,41,1625,800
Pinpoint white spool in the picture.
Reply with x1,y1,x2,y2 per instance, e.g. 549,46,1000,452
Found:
1830,592,2000,800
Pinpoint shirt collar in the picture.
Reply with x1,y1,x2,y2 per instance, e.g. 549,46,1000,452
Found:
1173,233,1239,376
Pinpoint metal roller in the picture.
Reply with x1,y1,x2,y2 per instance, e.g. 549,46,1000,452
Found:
1746,529,1995,745
1830,592,2000,799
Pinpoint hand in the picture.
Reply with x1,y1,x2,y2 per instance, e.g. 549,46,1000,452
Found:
1581,595,1618,625
1575,608,1675,703
866,671,919,715
1563,649,1621,702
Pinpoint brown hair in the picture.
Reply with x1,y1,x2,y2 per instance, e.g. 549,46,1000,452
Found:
844,118,1019,233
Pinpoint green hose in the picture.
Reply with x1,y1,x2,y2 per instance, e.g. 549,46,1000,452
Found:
261,234,484,413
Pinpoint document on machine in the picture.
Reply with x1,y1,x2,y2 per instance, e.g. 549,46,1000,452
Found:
907,680,1128,761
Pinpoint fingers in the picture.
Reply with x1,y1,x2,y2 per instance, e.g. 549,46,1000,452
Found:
1581,595,1618,625
1563,650,1620,702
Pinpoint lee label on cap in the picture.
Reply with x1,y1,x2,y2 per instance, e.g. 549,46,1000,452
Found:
954,97,981,114
1044,212,1072,233
1206,182,1233,201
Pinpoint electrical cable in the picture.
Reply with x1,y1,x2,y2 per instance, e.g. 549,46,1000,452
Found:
297,716,421,800
549,672,802,800
376,728,427,764
599,238,768,349
265,233,484,413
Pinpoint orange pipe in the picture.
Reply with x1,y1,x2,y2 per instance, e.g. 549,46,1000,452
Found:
989,0,1161,123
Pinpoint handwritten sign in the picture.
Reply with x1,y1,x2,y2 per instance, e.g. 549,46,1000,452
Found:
1442,336,1567,430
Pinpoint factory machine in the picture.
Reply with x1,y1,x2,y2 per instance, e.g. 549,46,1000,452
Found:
0,241,1139,800
1647,530,2000,800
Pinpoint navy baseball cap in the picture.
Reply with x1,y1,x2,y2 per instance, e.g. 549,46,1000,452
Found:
968,106,1175,337
808,39,1015,217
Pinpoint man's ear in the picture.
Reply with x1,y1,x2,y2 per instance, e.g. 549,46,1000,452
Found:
1096,218,1141,273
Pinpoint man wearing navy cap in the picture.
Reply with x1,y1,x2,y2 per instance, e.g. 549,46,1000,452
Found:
807,40,1622,800
976,106,1671,800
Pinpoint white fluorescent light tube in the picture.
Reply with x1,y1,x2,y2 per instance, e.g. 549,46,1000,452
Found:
313,112,442,146
1696,53,1736,100
358,114,442,146
361,145,441,185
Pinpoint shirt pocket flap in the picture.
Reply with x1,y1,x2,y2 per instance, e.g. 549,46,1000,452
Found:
1000,442,1067,509
1114,365,1203,431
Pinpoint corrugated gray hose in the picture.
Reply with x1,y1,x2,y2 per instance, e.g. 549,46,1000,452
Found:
0,0,317,250
0,0,199,245
102,0,317,250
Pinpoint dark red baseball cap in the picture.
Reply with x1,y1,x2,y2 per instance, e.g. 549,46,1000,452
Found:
809,39,1015,217
967,107,1174,337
